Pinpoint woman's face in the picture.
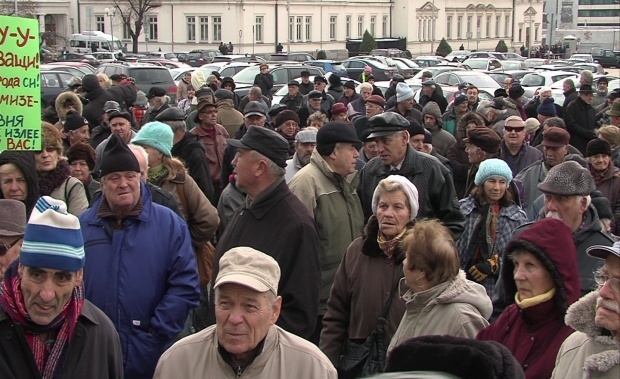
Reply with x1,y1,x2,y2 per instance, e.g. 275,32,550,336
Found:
0,170,28,201
512,250,554,301
309,120,325,129
279,120,298,137
333,113,348,122
142,145,164,169
35,146,59,172
377,190,411,240
483,177,507,203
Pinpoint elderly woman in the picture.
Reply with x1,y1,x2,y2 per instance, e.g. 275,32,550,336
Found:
97,72,112,90
35,123,89,216
477,218,582,379
320,175,418,377
388,219,492,352
597,124,620,168
457,158,528,297
0,151,39,217
331,103,350,122
308,111,329,129
66,142,100,206
274,110,300,158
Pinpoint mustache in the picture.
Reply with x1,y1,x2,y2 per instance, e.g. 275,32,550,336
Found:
546,211,561,220
597,297,620,314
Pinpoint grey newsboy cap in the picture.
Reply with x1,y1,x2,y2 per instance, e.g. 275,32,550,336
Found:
0,199,27,237
537,161,595,196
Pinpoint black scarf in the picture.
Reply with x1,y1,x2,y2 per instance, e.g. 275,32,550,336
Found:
38,160,71,196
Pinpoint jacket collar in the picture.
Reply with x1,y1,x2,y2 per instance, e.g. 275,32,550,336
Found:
376,145,423,177
309,150,357,186
244,179,290,220
81,181,153,225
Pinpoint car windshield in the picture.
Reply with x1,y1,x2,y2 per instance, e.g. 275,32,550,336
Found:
460,74,500,88
521,74,545,86
233,65,261,84
502,61,523,70
464,59,488,69
392,60,409,70
188,52,204,59
396,58,419,68
332,63,345,71
269,55,288,61
128,68,171,85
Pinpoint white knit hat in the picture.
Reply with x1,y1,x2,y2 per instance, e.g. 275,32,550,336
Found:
371,175,420,221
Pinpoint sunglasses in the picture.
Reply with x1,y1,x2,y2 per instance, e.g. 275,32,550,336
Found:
0,237,22,256
505,126,525,133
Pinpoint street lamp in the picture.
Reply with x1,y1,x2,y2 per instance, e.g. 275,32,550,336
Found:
104,7,116,52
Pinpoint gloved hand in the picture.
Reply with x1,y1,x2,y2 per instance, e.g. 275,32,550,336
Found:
469,254,500,282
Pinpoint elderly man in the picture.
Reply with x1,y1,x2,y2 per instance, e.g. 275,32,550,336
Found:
536,97,557,126
80,135,200,379
565,84,597,155
0,199,26,277
563,78,579,112
353,94,385,139
0,196,123,378
90,100,121,149
253,63,274,100
516,127,571,218
592,76,609,109
605,101,620,128
466,85,480,112
580,69,594,87
285,128,318,182
307,76,335,117
156,107,215,203
299,70,313,95
144,87,171,124
93,110,137,176
289,122,364,343
499,115,543,176
552,241,620,379
387,83,423,122
62,110,90,153
154,247,337,378
442,93,469,137
358,112,465,237
586,139,620,235
280,80,304,112
340,80,360,107
463,126,502,196
297,90,327,128
348,82,373,117
419,80,448,113
204,127,321,339
422,101,455,157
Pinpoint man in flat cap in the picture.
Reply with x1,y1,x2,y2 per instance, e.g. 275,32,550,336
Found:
144,86,171,124
358,112,465,238
203,127,321,340
565,83,597,155
0,199,26,277
280,80,304,112
289,122,364,343
80,134,200,378
297,90,328,128
516,127,571,218
0,196,123,378
299,70,313,95
285,127,318,183
154,247,336,378
463,126,502,196
308,75,335,117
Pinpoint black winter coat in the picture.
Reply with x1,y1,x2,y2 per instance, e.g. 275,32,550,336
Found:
172,132,215,204
83,88,116,127
565,97,597,155
253,72,274,98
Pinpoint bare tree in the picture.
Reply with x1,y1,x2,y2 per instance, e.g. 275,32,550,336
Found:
113,0,162,53
0,0,38,18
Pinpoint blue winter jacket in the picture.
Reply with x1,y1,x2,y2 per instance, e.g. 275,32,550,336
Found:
79,181,200,379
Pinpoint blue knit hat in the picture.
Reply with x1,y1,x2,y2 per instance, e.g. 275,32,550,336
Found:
20,197,85,271
474,158,513,186
132,121,174,157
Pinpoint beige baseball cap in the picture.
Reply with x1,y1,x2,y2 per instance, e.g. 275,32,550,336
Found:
214,247,280,295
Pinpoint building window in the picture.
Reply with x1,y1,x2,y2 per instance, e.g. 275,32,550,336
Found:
255,16,263,43
289,16,294,41
519,25,523,41
305,16,312,41
213,16,221,42
358,15,364,37
187,17,195,41
200,17,208,42
122,16,129,39
423,19,427,40
96,15,105,33
467,15,472,36
370,15,376,36
486,15,491,37
477,16,482,38
505,15,510,37
418,19,423,41
330,16,337,40
496,15,501,37
446,15,452,39
535,25,539,41
296,16,302,41
346,15,351,39
382,15,388,37
148,16,158,40
457,15,463,39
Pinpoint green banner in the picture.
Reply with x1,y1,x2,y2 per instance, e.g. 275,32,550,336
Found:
0,15,41,151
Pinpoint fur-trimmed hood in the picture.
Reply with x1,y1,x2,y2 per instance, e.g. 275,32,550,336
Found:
55,91,83,121
564,291,620,374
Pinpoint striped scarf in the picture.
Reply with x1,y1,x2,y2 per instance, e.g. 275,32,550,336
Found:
0,261,84,379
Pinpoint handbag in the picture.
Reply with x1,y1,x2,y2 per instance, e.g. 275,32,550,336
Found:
338,276,401,379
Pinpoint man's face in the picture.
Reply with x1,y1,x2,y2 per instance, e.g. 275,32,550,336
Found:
543,145,568,167
215,283,280,358
288,85,299,97
363,140,379,158
18,264,83,326
344,87,355,98
70,125,90,145
0,236,22,277
69,159,91,183
109,117,132,142
0,170,27,201
611,115,620,127
375,131,409,166
296,142,316,166
580,73,589,86
580,92,594,104
503,122,526,148
399,97,414,111
595,255,620,335
329,143,360,176
260,66,269,74
455,101,469,114
101,171,141,215
244,115,266,129
589,154,611,172
467,88,479,104
301,76,310,84
544,193,588,232
314,81,326,92
537,114,550,124
504,78,512,90
563,81,571,93
198,106,218,127
309,98,322,111
540,91,552,100
409,134,425,151
365,102,383,118
360,87,372,100
422,86,433,97
465,144,483,164
187,88,196,99
423,114,437,128
223,84,234,92
598,81,608,92
232,149,258,194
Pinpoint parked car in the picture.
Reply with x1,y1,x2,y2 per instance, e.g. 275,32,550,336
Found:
45,61,96,74
120,53,147,63
41,70,78,107
96,62,178,103
342,58,398,81
56,53,100,67
40,64,89,79
493,60,527,70
463,58,503,71
524,58,548,69
212,54,265,63
391,57,420,68
146,52,179,61
467,51,506,60
573,62,607,75
186,50,222,67
175,52,190,62
504,52,526,61
570,53,594,63
445,50,471,62
268,52,314,62
136,59,188,69
370,48,408,58
487,70,531,85
434,70,501,95
411,56,444,67
591,49,620,68
232,63,325,97
91,52,118,63
198,61,254,78
520,71,578,98
406,66,467,86
390,59,417,78
305,60,348,77
40,47,55,63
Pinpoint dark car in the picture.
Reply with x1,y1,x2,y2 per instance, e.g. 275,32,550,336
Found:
186,50,222,67
232,63,325,98
40,47,55,63
56,53,100,67
370,48,408,58
342,58,398,81
212,54,265,63
305,60,348,77
268,52,314,62
41,70,78,108
592,49,620,68
96,62,178,103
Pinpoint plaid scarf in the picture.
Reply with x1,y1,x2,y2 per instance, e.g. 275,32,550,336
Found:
589,166,607,187
377,227,409,259
0,261,84,379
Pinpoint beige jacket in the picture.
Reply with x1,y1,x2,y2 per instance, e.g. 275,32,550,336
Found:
49,176,89,216
154,325,337,379
388,271,492,352
216,99,244,137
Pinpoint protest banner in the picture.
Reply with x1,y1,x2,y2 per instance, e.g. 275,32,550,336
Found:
0,15,41,151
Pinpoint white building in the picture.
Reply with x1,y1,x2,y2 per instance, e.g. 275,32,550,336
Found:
21,0,544,55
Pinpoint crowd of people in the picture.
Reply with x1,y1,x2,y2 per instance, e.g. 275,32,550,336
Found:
0,65,619,379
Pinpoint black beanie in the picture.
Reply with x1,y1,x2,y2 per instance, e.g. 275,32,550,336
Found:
81,74,101,92
586,138,612,157
63,110,88,133
316,121,361,155
508,84,525,99
98,134,140,177
591,196,613,220
328,74,341,86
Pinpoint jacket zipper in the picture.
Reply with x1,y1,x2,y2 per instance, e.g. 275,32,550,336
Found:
237,366,242,377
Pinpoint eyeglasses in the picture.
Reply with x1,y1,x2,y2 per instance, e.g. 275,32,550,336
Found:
595,273,620,294
505,126,525,133
0,237,22,256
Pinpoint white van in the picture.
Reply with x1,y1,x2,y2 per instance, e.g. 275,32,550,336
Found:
68,31,122,55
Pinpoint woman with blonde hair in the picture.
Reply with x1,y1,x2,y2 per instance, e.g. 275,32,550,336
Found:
97,73,112,89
